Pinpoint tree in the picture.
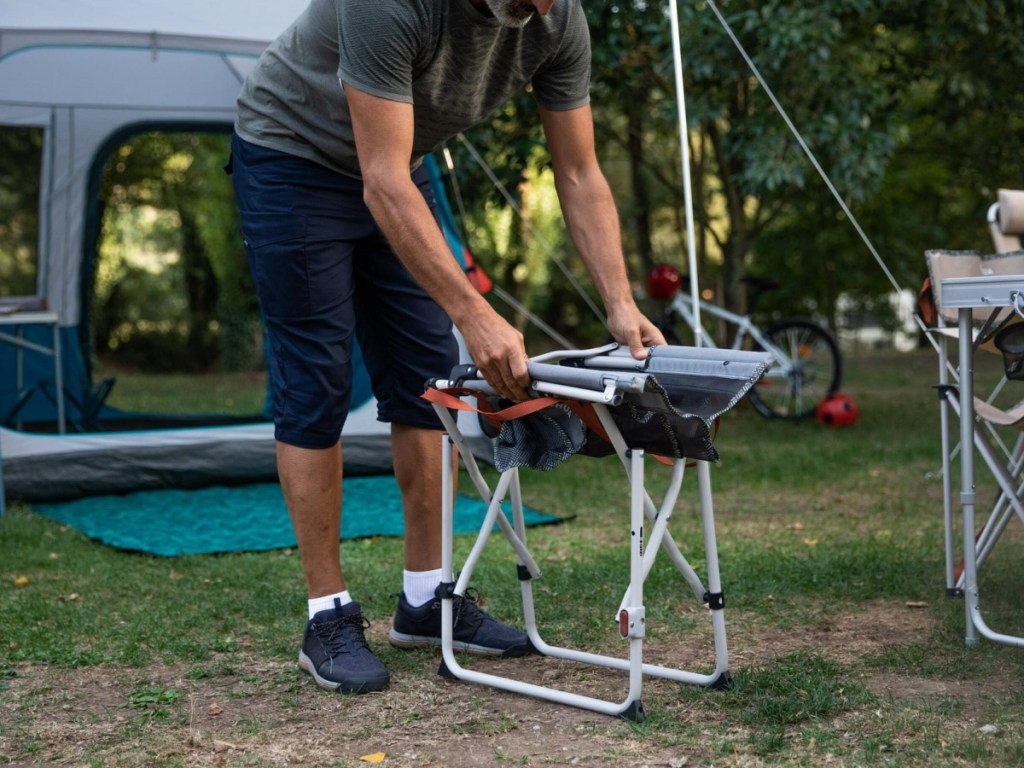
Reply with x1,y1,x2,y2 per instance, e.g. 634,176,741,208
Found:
0,126,44,298
93,130,257,372
751,0,1024,328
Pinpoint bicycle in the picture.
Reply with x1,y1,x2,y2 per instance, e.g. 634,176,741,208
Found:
645,264,842,419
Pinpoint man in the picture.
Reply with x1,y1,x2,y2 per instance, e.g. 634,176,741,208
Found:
231,0,665,694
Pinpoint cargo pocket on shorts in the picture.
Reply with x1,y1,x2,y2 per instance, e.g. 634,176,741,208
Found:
241,212,309,318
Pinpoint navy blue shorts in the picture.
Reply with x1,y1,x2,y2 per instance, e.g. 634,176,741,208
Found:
230,133,459,449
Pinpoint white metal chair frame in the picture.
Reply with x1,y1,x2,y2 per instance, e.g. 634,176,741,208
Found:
424,345,769,721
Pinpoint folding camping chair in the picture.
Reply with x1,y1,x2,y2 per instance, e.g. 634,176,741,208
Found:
423,343,773,720
928,189,1024,600
925,247,1024,648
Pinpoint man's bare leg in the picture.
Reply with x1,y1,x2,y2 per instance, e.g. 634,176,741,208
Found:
388,422,530,656
391,423,446,572
276,440,345,598
281,439,391,691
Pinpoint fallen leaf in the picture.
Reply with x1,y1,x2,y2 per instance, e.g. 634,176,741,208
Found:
213,740,237,752
208,703,223,716
803,538,818,546
14,576,29,586
59,593,81,602
359,753,387,764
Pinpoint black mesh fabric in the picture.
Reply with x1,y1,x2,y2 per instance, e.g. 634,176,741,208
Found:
995,322,1024,381
494,403,586,472
493,375,725,471
577,375,717,462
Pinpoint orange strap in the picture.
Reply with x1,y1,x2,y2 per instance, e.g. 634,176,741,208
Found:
421,386,567,432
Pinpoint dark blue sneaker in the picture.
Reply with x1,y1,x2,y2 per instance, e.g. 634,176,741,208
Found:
298,599,390,693
389,588,531,658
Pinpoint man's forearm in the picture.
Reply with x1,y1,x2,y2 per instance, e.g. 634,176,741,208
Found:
556,170,635,313
362,175,492,330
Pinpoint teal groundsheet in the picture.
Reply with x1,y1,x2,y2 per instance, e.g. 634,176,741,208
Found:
34,475,559,556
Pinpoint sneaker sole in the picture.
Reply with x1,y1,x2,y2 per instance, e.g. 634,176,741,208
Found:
297,651,390,694
388,630,530,658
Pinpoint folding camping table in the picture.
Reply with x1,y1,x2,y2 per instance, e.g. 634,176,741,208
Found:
425,343,773,720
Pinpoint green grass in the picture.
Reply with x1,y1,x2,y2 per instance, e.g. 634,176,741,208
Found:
3,349,1024,767
96,365,267,416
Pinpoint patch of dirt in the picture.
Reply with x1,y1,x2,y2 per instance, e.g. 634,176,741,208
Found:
733,599,934,666
0,600,1011,767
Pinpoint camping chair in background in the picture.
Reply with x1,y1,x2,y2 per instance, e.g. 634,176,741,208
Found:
38,377,116,433
925,249,1024,593
925,247,1024,648
422,343,773,720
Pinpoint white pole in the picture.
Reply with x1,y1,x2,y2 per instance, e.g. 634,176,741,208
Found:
668,0,702,345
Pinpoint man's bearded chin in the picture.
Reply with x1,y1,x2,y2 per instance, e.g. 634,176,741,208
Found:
483,0,536,28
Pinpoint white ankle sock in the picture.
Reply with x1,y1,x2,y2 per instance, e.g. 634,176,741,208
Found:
307,590,352,619
403,568,442,607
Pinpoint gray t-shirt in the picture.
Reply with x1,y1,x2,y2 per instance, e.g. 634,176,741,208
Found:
236,0,591,178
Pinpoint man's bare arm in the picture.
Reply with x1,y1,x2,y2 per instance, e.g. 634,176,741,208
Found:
345,83,532,401
539,104,665,358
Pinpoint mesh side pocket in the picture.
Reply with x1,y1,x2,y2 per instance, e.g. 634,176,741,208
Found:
995,323,1024,381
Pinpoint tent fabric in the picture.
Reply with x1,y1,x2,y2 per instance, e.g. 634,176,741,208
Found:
0,403,392,503
0,1,308,44
0,1,313,429
0,0,313,326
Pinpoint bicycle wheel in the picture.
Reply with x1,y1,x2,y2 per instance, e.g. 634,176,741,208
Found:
748,319,842,419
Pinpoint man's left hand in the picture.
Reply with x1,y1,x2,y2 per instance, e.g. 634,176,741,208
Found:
606,306,666,360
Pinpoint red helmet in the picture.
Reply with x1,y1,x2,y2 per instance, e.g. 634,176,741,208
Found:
646,263,683,300
816,392,858,427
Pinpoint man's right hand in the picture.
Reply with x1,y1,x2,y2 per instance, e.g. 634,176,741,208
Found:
459,310,533,403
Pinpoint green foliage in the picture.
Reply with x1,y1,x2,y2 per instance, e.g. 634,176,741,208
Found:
6,3,1024,402
93,130,260,375
449,0,1024,336
0,126,43,298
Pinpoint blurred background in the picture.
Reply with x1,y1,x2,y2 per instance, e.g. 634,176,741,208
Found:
2,0,1021,416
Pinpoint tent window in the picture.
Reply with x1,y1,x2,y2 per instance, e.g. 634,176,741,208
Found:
0,126,43,301
91,129,267,419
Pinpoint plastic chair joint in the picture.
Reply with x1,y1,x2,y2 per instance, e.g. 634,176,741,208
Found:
704,590,726,610
437,580,456,599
